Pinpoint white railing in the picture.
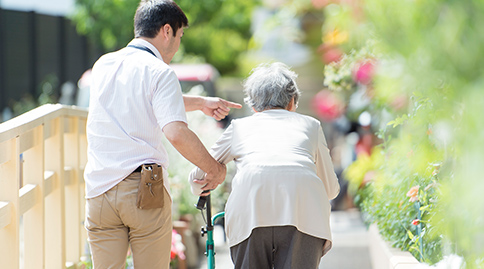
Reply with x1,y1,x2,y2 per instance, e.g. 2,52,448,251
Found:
0,104,88,269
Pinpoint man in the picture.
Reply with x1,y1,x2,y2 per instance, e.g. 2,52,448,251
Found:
83,0,241,268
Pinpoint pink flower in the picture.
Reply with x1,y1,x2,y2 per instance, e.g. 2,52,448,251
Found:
311,0,331,9
354,61,375,85
171,230,186,260
412,219,420,226
317,44,343,64
390,94,408,111
311,90,345,122
406,185,419,203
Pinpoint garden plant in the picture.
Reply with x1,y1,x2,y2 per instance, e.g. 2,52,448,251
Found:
316,0,484,267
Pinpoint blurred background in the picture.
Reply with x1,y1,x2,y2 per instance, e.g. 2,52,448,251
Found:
1,0,483,268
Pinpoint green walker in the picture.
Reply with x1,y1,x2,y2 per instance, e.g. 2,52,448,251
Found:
196,194,225,269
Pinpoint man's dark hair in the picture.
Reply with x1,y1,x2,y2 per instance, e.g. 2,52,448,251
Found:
134,0,189,38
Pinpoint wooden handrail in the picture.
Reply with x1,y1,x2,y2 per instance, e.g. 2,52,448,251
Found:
0,104,88,269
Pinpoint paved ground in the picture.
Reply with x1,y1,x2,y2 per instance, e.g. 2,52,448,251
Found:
196,225,233,269
319,209,372,269
196,209,373,269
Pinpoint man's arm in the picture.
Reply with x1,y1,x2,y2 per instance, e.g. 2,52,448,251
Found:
188,123,234,195
163,121,226,191
183,95,242,121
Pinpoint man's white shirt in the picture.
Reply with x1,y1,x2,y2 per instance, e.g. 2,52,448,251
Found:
84,39,187,199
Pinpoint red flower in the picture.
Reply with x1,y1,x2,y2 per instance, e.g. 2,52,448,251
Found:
412,219,420,226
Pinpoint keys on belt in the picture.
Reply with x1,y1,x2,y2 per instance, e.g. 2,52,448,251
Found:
133,163,161,173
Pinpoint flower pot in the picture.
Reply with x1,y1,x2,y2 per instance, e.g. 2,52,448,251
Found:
368,224,420,269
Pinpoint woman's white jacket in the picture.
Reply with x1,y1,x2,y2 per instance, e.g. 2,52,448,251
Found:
189,109,340,256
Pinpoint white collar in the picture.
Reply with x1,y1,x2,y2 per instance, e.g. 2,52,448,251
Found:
127,39,163,61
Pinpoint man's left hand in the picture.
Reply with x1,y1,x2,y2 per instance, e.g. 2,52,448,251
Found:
201,97,242,121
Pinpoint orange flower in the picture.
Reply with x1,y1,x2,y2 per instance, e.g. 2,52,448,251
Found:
406,185,419,202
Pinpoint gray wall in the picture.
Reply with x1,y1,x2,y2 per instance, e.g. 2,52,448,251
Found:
0,8,102,113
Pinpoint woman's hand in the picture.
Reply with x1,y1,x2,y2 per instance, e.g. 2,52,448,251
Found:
193,160,227,196
193,178,213,196
193,162,226,195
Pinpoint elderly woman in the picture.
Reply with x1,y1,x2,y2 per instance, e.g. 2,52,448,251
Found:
189,62,340,269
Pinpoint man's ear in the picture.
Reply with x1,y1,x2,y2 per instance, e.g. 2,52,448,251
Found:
162,24,172,39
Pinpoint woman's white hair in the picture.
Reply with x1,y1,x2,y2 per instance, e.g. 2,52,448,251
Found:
243,62,301,112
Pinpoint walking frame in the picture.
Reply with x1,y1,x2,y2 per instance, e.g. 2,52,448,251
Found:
195,194,225,269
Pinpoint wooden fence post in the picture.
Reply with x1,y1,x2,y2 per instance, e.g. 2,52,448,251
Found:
44,117,67,268
64,116,81,265
0,138,20,268
21,126,45,268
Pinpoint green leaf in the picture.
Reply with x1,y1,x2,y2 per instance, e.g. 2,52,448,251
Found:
419,205,429,214
407,230,414,240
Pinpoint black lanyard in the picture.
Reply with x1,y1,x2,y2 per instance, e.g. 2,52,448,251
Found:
127,45,156,58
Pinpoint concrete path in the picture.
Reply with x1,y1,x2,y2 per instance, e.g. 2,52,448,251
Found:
319,209,372,269
196,209,373,269
196,225,233,269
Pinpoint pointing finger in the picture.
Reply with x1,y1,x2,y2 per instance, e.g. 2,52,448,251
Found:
223,100,243,109
220,99,242,110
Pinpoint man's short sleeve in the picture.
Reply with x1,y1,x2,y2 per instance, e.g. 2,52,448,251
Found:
152,69,187,130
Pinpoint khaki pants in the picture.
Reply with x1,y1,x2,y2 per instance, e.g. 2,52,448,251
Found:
85,173,172,269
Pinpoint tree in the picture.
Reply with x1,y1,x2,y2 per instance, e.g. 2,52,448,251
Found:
71,0,139,51
71,0,259,75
